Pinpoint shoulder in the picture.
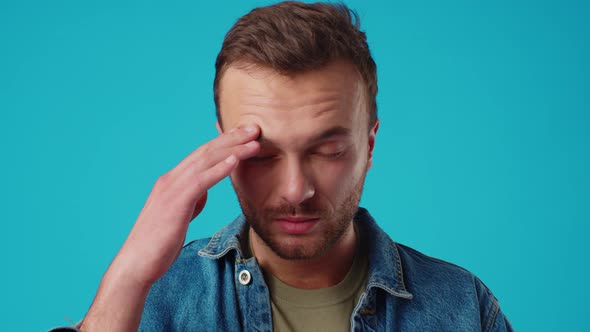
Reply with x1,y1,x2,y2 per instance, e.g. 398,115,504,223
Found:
395,242,491,297
150,214,248,292
395,243,509,331
153,237,225,290
145,238,229,302
395,243,475,281
141,238,233,329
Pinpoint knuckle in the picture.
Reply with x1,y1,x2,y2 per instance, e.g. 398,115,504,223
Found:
193,176,205,193
197,144,210,157
199,153,211,167
155,174,170,189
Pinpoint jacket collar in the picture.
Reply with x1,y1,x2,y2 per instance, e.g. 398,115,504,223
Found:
198,207,413,299
198,214,247,259
355,207,413,299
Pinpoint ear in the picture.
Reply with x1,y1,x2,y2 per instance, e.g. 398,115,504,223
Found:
367,119,380,170
216,121,223,134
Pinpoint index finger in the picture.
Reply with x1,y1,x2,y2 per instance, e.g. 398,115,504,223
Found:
212,125,261,149
177,125,260,170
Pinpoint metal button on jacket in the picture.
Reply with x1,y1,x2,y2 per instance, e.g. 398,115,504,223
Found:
238,270,251,285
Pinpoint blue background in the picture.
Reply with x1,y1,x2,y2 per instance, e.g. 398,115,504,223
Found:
1,0,588,330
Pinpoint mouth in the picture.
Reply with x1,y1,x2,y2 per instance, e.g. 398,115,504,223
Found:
274,216,320,235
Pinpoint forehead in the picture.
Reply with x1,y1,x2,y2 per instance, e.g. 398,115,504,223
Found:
217,60,367,144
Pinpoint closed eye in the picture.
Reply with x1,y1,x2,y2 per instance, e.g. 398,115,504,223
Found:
246,155,277,162
315,150,347,159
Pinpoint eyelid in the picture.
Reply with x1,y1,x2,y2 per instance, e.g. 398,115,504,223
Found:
313,141,349,153
247,154,277,162
315,149,347,159
248,140,351,161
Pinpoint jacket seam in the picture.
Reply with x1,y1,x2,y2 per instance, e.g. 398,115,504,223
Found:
483,296,500,332
391,242,412,296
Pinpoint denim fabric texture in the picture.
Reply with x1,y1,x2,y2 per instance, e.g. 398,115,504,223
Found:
49,207,513,331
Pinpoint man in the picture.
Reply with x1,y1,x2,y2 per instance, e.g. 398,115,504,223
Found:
51,2,512,331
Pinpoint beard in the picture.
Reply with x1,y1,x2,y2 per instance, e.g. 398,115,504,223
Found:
232,171,366,260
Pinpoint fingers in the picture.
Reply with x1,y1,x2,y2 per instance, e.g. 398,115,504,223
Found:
165,124,261,205
179,126,260,170
181,154,240,199
172,138,260,192
198,140,260,170
212,126,260,150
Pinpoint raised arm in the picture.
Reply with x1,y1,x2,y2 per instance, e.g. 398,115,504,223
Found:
75,126,260,332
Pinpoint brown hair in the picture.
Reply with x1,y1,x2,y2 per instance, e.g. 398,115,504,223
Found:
213,1,378,128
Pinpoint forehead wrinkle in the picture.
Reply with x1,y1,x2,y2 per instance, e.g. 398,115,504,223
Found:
257,125,352,149
238,89,346,114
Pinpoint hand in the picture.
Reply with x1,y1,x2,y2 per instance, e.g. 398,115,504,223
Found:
108,125,260,289
80,125,261,331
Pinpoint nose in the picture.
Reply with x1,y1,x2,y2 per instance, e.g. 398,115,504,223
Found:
279,157,315,206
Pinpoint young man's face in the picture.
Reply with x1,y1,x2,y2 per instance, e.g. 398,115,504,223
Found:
218,59,378,260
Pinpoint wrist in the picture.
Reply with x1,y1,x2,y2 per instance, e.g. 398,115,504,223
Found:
80,265,151,332
104,256,154,295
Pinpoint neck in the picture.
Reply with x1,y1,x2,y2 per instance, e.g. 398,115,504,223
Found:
250,222,357,289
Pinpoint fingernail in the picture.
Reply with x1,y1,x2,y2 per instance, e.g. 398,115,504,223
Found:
225,155,237,164
245,141,258,148
243,126,256,133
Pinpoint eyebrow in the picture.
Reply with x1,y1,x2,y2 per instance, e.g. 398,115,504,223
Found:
257,126,352,147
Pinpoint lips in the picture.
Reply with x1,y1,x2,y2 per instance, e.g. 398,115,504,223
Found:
275,216,319,234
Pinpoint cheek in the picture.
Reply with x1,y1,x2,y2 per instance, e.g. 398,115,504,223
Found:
231,162,273,203
311,155,362,196
314,161,348,186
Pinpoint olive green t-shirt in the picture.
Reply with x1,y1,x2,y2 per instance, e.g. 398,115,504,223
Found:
247,229,369,332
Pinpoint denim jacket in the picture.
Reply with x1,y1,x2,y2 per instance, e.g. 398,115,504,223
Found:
50,208,512,331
